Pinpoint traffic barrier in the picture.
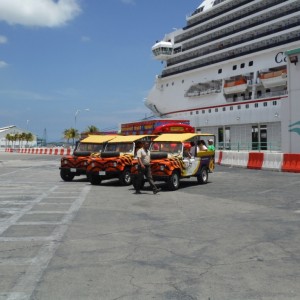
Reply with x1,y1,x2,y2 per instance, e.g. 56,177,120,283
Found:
247,152,264,170
282,154,300,173
262,153,283,171
217,151,223,165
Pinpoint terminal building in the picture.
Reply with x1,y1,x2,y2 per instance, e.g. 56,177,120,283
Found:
0,125,37,149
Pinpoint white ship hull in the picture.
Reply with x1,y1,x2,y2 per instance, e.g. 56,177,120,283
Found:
145,0,300,151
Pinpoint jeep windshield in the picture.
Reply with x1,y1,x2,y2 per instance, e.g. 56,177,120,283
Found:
76,143,103,152
105,143,133,153
151,142,182,154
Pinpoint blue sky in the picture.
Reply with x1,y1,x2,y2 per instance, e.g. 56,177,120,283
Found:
0,0,202,141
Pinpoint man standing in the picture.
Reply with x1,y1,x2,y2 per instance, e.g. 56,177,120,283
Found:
207,139,215,151
135,142,161,194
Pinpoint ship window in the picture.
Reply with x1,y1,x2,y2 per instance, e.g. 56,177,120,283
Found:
172,82,174,86
208,109,211,113
246,104,249,109
237,105,241,110
255,103,259,108
166,83,169,87
182,80,184,84
218,69,222,74
202,110,205,114
196,111,199,114
190,112,193,115
233,65,237,70
240,63,245,68
222,107,226,111
273,101,277,106
230,106,233,111
263,102,268,107
161,84,163,89
249,61,253,66
215,108,218,112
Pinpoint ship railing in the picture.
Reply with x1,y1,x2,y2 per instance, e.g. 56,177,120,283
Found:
257,90,288,99
218,141,281,152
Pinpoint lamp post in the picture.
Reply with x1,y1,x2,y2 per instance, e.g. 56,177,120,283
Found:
74,108,89,131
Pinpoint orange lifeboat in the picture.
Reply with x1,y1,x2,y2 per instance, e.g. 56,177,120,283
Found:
259,69,287,88
223,78,248,94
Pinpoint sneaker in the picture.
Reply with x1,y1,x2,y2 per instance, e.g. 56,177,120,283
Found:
153,188,161,194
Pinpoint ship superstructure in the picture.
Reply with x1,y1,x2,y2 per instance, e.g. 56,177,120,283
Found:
145,0,300,151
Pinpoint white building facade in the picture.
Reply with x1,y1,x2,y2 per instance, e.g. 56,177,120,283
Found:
0,125,37,149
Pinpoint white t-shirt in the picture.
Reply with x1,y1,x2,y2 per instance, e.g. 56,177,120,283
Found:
137,148,150,165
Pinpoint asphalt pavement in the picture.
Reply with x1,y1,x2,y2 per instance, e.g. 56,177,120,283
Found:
0,152,299,300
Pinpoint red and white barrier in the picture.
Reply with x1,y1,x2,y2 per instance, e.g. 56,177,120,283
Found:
4,147,73,156
217,150,300,173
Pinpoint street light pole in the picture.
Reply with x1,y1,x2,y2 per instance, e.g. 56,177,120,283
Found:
74,108,89,131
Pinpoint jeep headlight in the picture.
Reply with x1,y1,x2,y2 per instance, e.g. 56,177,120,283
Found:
160,165,165,171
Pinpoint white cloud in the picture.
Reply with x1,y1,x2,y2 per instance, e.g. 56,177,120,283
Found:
0,60,8,68
0,35,8,44
0,0,81,28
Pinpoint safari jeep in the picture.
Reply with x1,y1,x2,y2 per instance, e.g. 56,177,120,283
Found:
86,135,154,186
131,133,215,190
59,135,116,181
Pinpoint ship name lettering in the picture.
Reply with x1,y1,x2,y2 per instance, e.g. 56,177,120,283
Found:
275,52,287,64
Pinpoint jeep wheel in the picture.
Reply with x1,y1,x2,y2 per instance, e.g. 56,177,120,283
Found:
90,174,102,185
119,169,132,186
197,167,208,184
60,170,75,182
167,171,180,190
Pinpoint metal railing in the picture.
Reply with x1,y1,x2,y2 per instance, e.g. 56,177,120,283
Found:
217,142,281,152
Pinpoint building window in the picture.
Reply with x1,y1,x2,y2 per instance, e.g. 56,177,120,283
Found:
263,102,268,107
208,109,211,113
222,107,226,111
233,65,237,70
190,111,193,115
230,106,233,111
218,69,222,74
255,103,259,108
196,111,199,114
237,105,241,110
240,63,245,68
202,110,205,114
215,108,218,112
249,61,253,66
273,101,277,106
246,104,249,109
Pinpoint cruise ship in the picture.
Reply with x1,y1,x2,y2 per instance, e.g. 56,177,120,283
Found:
145,0,300,151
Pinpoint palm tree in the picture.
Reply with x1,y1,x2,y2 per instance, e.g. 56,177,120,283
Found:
24,132,34,147
63,128,79,146
5,133,13,147
86,125,99,133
